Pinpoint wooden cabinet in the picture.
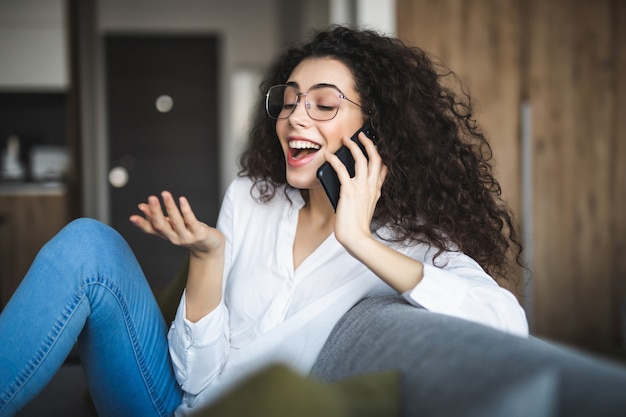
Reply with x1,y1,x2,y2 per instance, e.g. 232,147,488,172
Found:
0,184,69,308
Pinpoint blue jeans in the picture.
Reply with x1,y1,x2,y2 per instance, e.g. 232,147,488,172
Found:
0,218,183,417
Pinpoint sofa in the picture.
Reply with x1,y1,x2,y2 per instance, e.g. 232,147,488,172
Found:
159,262,626,417
310,295,626,417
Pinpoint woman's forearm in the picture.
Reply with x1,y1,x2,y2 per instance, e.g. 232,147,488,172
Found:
184,246,225,323
344,236,424,293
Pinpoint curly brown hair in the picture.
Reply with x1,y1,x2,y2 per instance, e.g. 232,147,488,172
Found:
239,25,523,283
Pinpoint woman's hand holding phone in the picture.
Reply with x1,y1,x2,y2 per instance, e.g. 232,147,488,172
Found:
324,131,388,252
316,122,378,210
323,130,424,293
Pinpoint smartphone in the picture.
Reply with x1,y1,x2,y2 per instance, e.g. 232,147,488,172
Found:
316,121,378,211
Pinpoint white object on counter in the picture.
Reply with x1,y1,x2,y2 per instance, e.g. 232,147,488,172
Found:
1,135,26,181
30,145,69,182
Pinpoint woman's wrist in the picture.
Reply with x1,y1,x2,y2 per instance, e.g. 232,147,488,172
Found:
190,246,224,262
334,225,373,254
189,234,225,262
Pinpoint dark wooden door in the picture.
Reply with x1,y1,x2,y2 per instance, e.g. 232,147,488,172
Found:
105,35,220,292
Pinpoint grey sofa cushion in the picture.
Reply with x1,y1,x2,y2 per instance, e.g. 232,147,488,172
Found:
310,295,626,417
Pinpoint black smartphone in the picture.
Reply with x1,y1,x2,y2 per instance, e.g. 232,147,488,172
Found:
316,121,378,211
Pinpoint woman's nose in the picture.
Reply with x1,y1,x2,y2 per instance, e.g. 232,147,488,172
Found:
288,95,312,125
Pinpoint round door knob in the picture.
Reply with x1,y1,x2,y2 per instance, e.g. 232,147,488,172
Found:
155,95,174,113
109,166,129,188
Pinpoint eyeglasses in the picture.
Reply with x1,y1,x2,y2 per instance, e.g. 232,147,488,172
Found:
265,83,361,121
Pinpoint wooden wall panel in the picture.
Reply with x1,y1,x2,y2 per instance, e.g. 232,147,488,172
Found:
397,0,626,350
396,0,522,297
397,0,522,217
527,0,616,346
611,0,626,347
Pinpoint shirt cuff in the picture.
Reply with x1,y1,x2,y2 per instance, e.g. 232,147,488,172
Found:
173,290,228,348
403,262,475,314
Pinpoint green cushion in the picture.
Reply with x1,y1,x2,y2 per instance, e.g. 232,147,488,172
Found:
191,364,400,417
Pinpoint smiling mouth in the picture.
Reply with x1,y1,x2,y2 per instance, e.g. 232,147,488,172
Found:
289,140,321,160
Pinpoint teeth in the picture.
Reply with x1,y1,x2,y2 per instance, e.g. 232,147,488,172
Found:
289,140,321,150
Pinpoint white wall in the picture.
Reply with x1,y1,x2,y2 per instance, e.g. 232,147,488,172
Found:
355,0,396,35
330,0,396,35
0,0,68,90
97,0,281,70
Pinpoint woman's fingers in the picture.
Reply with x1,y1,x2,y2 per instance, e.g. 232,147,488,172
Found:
160,191,188,236
361,134,382,170
360,134,388,191
130,192,223,259
143,194,175,240
178,196,203,235
130,198,163,234
129,209,156,234
324,150,350,183
324,134,365,183
329,133,385,184
130,192,192,242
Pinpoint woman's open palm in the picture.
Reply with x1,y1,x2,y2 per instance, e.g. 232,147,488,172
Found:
130,191,224,259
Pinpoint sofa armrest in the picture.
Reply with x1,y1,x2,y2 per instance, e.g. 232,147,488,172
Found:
311,295,626,417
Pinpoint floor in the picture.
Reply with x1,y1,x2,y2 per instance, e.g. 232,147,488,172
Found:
20,364,97,417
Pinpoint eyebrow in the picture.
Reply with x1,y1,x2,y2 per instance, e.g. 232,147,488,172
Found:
285,81,345,93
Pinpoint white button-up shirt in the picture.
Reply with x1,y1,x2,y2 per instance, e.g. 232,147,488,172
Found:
169,176,528,415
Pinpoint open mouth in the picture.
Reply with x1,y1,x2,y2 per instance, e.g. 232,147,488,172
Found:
289,140,321,160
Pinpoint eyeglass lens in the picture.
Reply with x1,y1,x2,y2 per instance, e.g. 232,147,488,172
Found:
266,85,342,121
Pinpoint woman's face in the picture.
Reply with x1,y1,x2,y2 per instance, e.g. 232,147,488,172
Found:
275,57,365,191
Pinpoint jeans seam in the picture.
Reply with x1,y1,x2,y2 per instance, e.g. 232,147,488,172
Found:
1,275,172,417
0,289,87,414
83,276,170,417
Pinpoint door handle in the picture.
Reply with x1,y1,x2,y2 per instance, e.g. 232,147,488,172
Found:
108,166,129,188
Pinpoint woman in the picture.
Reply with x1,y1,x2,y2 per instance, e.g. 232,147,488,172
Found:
0,26,527,416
